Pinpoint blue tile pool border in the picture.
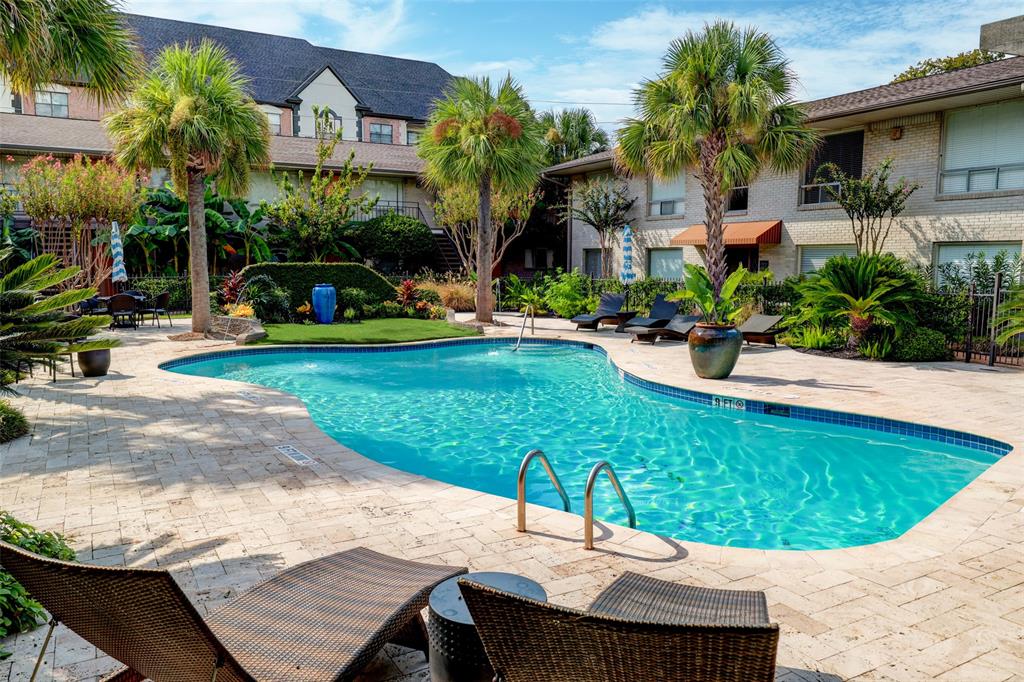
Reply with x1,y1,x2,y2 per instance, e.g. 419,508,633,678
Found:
160,337,1013,457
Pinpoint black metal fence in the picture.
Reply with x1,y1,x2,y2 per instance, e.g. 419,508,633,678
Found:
120,274,227,314
947,273,1022,367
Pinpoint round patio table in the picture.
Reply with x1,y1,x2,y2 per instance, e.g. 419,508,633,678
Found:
427,571,546,682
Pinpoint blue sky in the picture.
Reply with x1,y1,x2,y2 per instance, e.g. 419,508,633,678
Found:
124,0,1020,129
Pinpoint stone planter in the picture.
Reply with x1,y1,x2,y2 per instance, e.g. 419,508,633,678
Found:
77,349,111,377
688,324,742,379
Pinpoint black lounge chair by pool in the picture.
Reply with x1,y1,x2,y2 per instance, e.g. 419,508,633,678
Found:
628,314,700,343
739,314,784,347
460,571,779,682
620,293,679,330
571,292,626,330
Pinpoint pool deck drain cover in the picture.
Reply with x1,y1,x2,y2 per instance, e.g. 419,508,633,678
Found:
275,444,314,465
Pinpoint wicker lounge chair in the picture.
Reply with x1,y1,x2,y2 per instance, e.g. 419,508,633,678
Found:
0,541,465,682
570,292,626,330
627,314,701,343
739,314,784,347
620,294,679,330
460,571,778,682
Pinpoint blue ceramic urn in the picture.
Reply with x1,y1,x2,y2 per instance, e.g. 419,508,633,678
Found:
311,283,336,324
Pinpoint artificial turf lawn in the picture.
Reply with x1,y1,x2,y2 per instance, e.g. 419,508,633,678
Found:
253,318,480,344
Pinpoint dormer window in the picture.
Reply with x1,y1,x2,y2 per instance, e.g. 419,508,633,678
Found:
266,111,281,136
35,90,68,118
370,123,393,144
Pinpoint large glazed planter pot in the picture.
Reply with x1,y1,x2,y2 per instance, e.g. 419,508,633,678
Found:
77,349,111,377
688,324,742,379
311,283,336,324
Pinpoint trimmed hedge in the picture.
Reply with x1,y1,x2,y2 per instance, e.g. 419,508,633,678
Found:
891,327,951,362
345,214,438,273
240,263,396,307
0,401,28,444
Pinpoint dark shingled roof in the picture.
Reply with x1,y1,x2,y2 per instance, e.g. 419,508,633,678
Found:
803,56,1024,121
123,14,452,120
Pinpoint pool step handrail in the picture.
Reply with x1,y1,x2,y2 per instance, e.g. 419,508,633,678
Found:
517,449,572,531
584,460,637,550
512,304,535,351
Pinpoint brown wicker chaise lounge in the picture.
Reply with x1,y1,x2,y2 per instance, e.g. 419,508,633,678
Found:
0,541,466,682
459,571,779,682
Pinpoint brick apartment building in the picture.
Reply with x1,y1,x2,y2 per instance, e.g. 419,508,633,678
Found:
0,13,450,229
546,56,1024,283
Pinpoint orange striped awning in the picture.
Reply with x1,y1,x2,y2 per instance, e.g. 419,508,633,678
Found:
670,220,783,247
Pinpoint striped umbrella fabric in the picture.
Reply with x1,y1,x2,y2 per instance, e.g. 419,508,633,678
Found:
110,221,128,283
620,224,636,284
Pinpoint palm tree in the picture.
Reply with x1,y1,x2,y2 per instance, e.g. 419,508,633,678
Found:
106,41,270,332
418,75,546,324
1,0,140,103
540,108,610,165
618,21,819,314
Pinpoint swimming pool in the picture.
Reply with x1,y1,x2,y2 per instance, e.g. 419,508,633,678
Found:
164,339,1009,550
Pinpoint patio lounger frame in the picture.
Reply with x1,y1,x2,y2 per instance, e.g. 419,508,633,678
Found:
0,541,465,682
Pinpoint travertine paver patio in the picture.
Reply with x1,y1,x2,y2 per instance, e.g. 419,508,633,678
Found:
1,316,1022,682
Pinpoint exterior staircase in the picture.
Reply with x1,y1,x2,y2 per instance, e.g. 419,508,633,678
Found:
432,230,462,273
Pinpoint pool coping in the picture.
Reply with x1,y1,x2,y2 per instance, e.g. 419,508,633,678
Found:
160,336,1012,458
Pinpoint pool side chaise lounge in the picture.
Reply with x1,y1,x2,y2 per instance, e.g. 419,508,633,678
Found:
571,292,627,330
739,314,785,347
460,571,779,682
0,541,466,682
620,293,680,330
627,314,701,344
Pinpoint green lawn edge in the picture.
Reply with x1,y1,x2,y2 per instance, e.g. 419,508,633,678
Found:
252,318,481,345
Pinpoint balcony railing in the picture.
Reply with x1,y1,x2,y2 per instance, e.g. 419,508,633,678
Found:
352,200,427,224
940,163,1024,194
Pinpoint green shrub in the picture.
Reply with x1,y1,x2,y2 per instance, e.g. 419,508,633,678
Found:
130,276,227,312
0,512,76,657
336,287,369,315
544,269,595,318
859,336,893,360
345,213,438,273
379,301,406,318
239,274,291,323
240,263,396,309
890,327,951,362
415,287,442,305
0,401,28,443
782,324,845,351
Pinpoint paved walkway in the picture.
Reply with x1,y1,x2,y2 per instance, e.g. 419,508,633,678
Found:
1,317,1022,681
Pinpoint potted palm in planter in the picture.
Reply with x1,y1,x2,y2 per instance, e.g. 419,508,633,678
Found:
618,22,818,379
669,264,748,378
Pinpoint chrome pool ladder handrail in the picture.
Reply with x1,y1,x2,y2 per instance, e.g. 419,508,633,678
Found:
584,460,637,550
517,448,572,532
512,304,535,351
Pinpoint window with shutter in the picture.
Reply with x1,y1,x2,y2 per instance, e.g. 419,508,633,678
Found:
799,245,858,273
802,131,864,204
940,100,1024,194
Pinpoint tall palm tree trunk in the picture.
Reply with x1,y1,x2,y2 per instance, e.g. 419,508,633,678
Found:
475,173,494,323
187,172,211,332
699,132,728,300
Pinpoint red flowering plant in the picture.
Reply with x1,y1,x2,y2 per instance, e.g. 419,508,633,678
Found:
396,279,418,306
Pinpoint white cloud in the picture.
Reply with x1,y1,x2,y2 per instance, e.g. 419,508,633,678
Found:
124,0,412,53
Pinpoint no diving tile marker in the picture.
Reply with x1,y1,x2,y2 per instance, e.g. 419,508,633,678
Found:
275,444,314,465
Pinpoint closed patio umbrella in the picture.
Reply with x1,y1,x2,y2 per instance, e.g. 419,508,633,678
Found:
110,221,127,285
620,224,635,307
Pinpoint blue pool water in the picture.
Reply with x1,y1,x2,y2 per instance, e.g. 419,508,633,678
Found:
166,341,1006,550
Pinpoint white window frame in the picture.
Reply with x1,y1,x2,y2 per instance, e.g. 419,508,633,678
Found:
406,129,422,145
939,100,1024,195
369,123,393,144
647,248,684,280
648,174,685,217
266,111,282,136
35,90,69,118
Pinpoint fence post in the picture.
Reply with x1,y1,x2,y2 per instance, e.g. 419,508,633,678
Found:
988,272,1002,367
964,282,974,363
